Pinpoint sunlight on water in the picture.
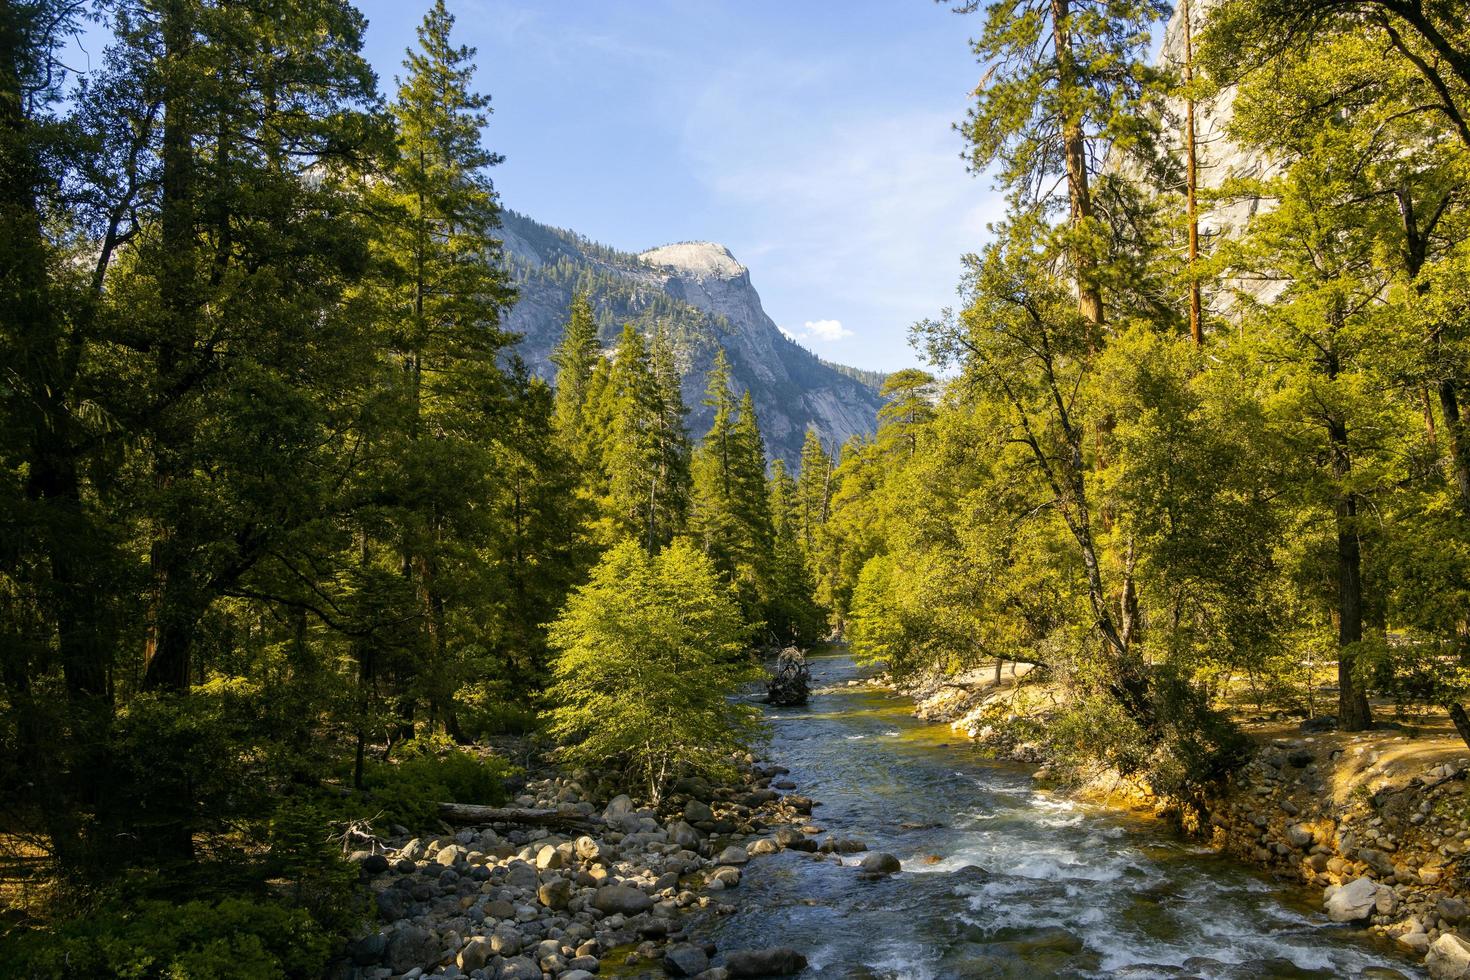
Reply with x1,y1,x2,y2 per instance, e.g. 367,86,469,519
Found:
697,649,1421,979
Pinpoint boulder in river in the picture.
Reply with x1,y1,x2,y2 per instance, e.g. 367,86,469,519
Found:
859,852,902,874
766,647,810,706
725,947,809,977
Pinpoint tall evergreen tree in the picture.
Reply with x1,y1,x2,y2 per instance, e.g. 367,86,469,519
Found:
550,292,601,461
599,324,689,551
955,0,1168,333
368,0,514,733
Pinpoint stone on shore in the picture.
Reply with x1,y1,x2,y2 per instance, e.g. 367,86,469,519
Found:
1324,876,1380,922
664,941,712,976
1428,934,1470,979
593,883,654,915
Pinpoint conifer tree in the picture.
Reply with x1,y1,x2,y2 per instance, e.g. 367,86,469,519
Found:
796,429,834,553
369,0,514,733
551,292,602,460
767,459,824,644
955,0,1168,333
600,324,689,551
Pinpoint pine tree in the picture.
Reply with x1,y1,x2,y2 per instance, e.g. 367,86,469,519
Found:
876,369,938,458
955,0,1168,333
369,0,515,734
551,292,602,460
600,324,689,551
796,428,834,554
767,459,824,644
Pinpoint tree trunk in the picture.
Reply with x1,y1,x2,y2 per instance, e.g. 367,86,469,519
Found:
1050,0,1104,333
1181,0,1202,345
1329,415,1373,731
1450,703,1470,752
1439,378,1470,511
436,803,602,829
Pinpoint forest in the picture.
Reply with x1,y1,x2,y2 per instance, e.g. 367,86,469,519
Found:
1,0,1468,975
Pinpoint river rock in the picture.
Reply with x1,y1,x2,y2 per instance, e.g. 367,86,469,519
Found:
725,947,808,977
376,888,412,921
749,838,779,856
1428,934,1470,979
348,932,388,966
388,925,437,973
593,884,654,915
685,799,715,823
673,775,715,800
535,844,565,870
860,852,902,874
1285,824,1313,849
355,852,390,874
504,860,538,891
1440,897,1470,923
499,954,541,980
490,925,522,956
538,877,573,910
457,937,493,972
1325,876,1381,922
575,835,603,861
664,941,711,976
669,820,701,849
775,827,816,852
604,794,634,819
710,865,742,887
716,844,750,865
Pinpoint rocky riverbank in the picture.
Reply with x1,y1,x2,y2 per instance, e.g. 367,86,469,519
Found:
336,752,898,980
881,665,1470,979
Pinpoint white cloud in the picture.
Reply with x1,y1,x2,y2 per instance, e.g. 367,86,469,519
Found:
809,319,852,341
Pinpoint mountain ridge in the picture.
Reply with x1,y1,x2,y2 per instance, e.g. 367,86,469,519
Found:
497,209,885,466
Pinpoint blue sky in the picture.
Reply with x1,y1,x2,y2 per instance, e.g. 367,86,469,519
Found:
355,0,1004,372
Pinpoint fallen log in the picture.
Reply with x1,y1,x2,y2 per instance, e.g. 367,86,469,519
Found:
436,802,603,828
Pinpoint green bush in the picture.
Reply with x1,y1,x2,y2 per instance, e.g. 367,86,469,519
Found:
363,734,515,830
455,680,541,738
1042,671,1250,800
546,538,761,802
6,897,332,979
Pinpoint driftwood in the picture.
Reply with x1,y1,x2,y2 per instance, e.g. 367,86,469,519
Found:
435,802,603,829
766,647,810,706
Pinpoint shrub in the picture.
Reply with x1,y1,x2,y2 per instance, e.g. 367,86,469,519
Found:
362,734,515,830
547,538,761,802
5,896,333,979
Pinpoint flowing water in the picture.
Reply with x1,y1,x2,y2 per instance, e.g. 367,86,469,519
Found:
696,649,1420,979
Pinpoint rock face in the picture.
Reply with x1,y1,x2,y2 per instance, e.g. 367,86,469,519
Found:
499,210,885,467
1153,0,1287,312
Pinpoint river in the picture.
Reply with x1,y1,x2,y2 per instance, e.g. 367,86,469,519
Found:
696,648,1421,979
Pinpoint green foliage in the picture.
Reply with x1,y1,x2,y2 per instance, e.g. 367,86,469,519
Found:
547,539,760,801
364,734,515,830
5,897,334,979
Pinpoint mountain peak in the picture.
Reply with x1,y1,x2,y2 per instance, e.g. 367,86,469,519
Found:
639,241,746,280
